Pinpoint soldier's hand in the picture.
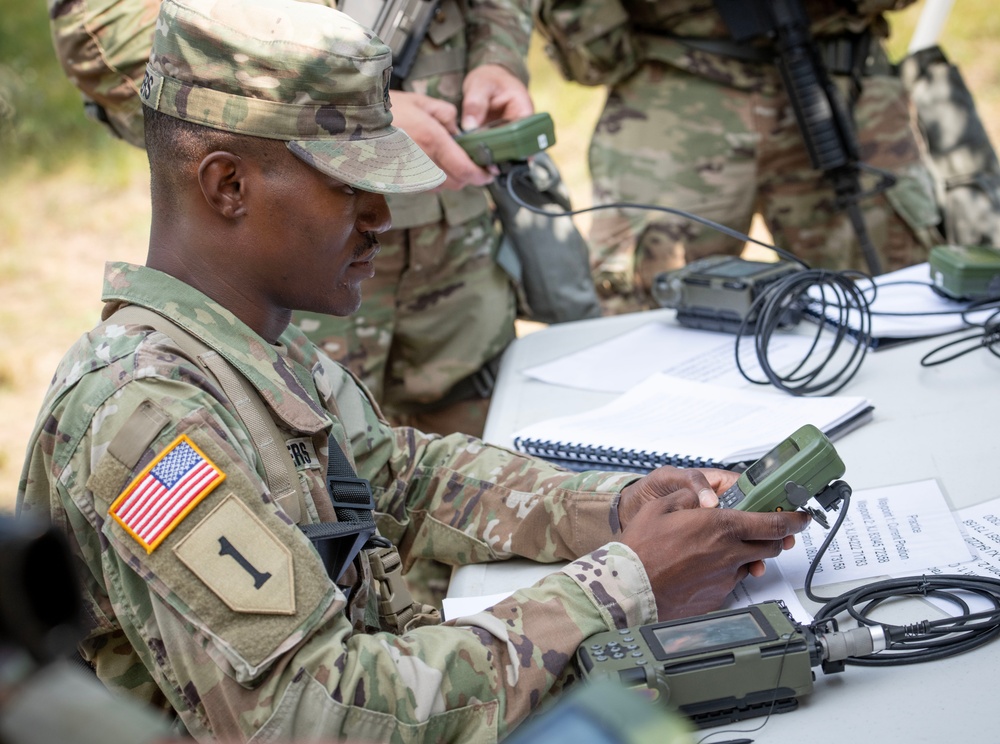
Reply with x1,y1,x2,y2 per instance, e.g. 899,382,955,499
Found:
460,64,533,132
617,466,737,528
389,90,494,190
619,498,810,620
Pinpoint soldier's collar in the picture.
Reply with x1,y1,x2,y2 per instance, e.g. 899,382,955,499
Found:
101,262,331,434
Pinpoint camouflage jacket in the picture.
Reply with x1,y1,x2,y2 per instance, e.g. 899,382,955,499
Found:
17,262,653,742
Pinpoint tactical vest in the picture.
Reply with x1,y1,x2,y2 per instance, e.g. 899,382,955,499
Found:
103,304,439,635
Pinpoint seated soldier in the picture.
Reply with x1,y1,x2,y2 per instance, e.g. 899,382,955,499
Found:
17,0,809,741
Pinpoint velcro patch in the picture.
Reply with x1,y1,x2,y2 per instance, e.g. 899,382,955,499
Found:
110,434,225,553
286,436,320,471
174,493,295,615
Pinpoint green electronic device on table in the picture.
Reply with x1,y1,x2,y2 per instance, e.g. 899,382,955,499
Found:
928,244,1000,300
576,600,815,728
718,424,847,528
651,256,803,333
454,112,555,167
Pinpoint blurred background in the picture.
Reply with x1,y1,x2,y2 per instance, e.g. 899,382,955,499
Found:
2,0,998,511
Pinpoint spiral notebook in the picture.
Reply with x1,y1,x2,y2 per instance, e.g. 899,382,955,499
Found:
511,373,874,473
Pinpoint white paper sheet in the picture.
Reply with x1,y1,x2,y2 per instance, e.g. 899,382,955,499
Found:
522,321,832,393
807,262,998,342
776,479,973,588
898,497,1000,616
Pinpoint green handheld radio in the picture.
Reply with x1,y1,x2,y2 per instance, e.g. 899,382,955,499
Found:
454,113,555,167
718,424,848,528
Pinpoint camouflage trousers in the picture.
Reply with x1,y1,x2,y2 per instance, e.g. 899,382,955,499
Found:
293,210,516,439
588,60,942,314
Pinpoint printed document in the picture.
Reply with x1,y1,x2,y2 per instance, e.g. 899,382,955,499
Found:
898,496,1000,615
776,479,972,587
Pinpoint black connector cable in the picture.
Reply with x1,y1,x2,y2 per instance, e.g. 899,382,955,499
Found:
920,303,1000,367
799,486,1000,666
814,575,1000,666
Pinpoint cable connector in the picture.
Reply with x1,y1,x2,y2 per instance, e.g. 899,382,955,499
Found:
816,624,888,663
814,480,851,512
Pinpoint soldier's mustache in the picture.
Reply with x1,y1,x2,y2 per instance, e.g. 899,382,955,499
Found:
354,232,380,260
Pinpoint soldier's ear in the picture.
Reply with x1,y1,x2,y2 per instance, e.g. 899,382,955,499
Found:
197,151,248,219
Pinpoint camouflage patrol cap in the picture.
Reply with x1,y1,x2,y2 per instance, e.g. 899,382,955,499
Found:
140,0,445,194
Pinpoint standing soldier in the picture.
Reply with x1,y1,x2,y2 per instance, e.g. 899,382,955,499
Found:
536,0,942,314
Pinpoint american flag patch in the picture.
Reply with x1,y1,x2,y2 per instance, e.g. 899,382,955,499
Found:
110,434,226,553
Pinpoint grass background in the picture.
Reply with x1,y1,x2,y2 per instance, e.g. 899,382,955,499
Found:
2,0,998,510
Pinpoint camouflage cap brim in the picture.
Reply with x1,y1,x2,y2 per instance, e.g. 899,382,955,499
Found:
288,129,445,195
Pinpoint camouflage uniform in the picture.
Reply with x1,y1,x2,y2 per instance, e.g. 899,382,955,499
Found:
20,5,663,740
536,0,941,314
48,0,531,608
47,0,532,438
18,262,651,742
293,0,532,438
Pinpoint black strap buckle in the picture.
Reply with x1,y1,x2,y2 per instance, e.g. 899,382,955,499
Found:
325,475,376,512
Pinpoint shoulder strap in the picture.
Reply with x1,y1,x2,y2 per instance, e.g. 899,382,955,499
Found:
106,305,306,522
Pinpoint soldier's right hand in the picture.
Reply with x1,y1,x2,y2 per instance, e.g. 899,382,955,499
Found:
619,497,810,621
389,90,495,190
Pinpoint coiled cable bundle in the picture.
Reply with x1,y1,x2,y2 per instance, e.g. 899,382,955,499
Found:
735,268,874,396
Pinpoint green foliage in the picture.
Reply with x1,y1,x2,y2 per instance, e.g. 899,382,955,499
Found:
0,0,127,175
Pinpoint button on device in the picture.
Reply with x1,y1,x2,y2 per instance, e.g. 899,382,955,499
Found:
618,666,647,686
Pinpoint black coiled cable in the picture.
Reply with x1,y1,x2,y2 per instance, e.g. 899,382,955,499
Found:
920,303,1000,367
735,268,873,395
801,489,1000,665
813,575,1000,665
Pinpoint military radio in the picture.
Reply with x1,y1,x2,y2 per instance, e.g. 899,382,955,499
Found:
454,112,556,167
928,244,1000,300
718,423,849,529
652,255,804,333
576,600,885,728
339,0,440,82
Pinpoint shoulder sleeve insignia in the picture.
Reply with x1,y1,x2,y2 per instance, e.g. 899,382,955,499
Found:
110,434,226,553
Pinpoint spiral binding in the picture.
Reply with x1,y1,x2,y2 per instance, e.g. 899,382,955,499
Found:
513,437,724,473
